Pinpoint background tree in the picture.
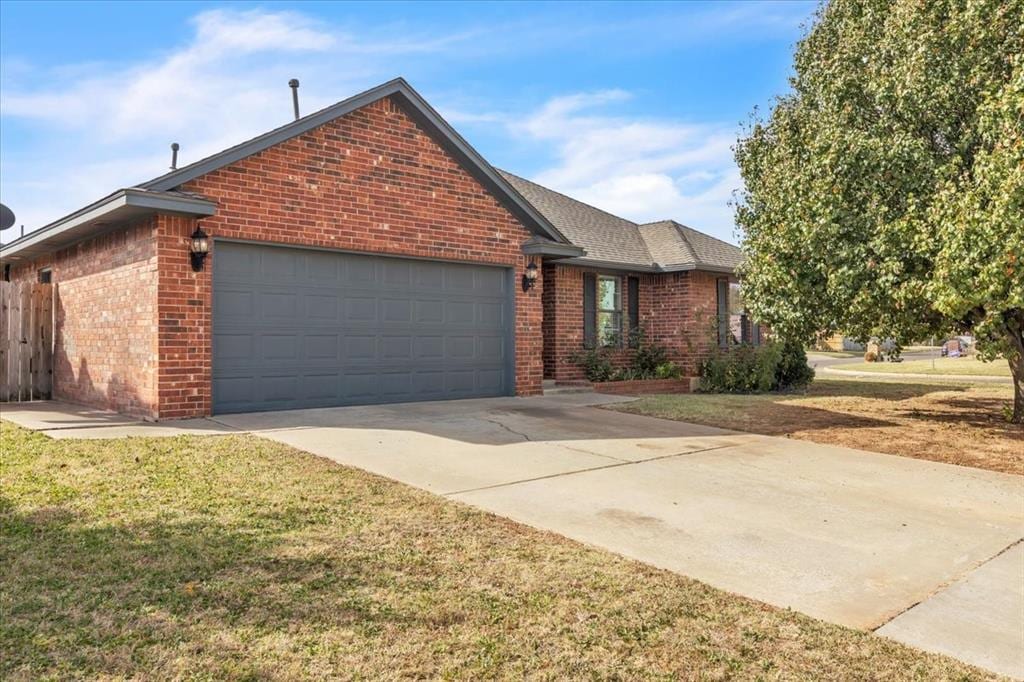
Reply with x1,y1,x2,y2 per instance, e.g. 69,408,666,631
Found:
735,0,1024,422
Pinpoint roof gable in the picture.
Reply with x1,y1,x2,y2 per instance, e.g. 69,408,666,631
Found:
140,78,568,245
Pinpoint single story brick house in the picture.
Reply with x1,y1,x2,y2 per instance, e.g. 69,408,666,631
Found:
0,78,750,420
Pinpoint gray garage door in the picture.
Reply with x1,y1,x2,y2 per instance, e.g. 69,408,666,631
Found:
212,241,513,414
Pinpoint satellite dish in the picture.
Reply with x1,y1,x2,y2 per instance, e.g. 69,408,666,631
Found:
0,204,14,232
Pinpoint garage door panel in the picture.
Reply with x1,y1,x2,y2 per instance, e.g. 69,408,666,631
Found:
478,368,504,392
261,249,300,281
261,292,298,320
382,260,412,288
216,246,259,280
479,336,504,361
478,301,504,325
344,373,379,399
346,259,377,285
381,299,412,322
217,289,255,319
213,242,513,413
380,335,413,360
306,294,340,321
305,335,341,361
446,301,475,325
415,262,445,290
305,252,341,282
475,268,506,295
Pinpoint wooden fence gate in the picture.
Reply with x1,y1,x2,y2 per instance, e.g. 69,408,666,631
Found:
0,281,54,401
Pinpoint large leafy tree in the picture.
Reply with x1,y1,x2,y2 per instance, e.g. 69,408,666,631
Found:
735,0,1024,422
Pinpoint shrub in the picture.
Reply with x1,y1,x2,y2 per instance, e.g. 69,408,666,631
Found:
569,327,683,383
631,331,671,377
654,362,683,379
699,340,814,393
775,341,814,388
569,346,615,382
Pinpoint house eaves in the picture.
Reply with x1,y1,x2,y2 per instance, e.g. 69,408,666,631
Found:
0,189,216,264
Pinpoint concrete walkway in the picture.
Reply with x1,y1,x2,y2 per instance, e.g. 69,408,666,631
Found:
878,542,1024,679
3,395,1022,676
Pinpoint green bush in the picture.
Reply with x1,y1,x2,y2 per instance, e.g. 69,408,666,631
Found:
631,331,670,376
570,328,683,383
699,340,813,393
569,346,615,382
654,362,683,379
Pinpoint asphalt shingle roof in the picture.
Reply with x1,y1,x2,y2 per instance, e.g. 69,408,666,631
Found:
500,170,742,273
638,220,744,272
499,171,653,267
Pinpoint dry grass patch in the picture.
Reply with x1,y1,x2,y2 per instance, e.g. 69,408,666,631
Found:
613,378,1022,475
0,422,1000,680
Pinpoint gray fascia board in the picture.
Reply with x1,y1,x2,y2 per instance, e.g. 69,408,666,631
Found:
0,189,216,261
557,258,738,276
659,262,738,275
125,190,217,216
140,78,570,246
559,257,661,273
520,239,585,259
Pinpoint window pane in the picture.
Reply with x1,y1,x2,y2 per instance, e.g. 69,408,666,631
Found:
597,311,621,345
598,276,619,312
729,282,744,315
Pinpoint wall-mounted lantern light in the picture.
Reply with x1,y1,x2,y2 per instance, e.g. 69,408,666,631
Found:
189,225,210,271
522,259,539,292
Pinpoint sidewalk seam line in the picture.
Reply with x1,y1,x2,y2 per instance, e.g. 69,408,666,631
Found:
871,536,1024,632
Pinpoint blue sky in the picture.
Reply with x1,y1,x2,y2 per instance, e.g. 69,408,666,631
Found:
0,1,816,244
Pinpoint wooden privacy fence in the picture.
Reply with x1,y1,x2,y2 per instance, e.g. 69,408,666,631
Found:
0,281,54,401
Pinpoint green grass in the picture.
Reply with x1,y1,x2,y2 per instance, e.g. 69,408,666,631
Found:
842,357,1011,377
0,422,1000,680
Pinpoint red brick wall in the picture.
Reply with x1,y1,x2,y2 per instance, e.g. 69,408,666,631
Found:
645,269,729,375
8,220,160,418
154,95,542,417
155,215,212,419
543,263,734,380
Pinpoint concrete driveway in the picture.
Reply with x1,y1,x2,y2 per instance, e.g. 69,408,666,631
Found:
5,395,1023,676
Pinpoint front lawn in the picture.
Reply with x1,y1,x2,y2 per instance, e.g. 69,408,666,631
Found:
612,378,1021,475
841,356,1011,377
0,422,995,680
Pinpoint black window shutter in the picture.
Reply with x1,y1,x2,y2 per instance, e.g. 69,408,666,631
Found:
741,312,750,344
583,273,597,348
716,278,729,348
628,276,640,347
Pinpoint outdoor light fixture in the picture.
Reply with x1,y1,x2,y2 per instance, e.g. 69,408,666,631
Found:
522,259,539,292
189,225,210,271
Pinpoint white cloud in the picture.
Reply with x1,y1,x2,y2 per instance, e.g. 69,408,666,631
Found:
0,5,774,243
510,90,743,243
0,9,481,239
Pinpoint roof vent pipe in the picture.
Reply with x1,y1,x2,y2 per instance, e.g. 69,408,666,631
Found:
170,142,180,170
289,79,300,120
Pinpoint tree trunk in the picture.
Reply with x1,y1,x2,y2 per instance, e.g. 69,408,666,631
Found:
1011,354,1024,425
1007,322,1024,425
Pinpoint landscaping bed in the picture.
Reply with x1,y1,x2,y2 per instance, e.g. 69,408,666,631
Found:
0,422,996,680
593,377,695,395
